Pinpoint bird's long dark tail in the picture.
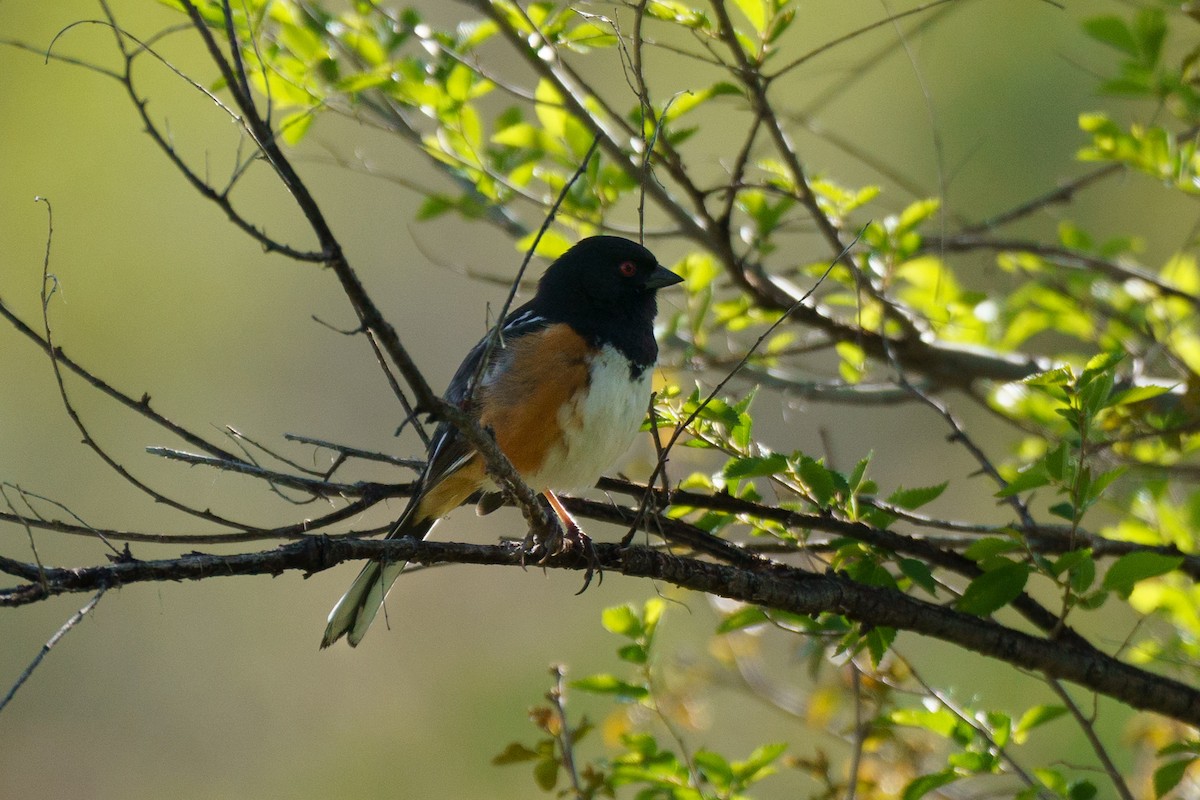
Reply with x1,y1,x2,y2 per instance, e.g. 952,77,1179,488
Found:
320,511,435,649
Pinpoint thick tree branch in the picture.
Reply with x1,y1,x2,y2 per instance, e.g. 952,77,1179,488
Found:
3,538,1197,726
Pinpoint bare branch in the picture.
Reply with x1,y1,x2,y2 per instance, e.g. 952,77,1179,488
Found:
3,538,1198,725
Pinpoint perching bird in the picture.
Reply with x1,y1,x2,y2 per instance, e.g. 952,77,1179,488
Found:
321,235,683,647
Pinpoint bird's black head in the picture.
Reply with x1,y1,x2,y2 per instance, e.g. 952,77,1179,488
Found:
531,235,682,369
534,235,682,317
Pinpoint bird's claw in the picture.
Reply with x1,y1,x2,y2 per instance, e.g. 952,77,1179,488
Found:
519,519,602,591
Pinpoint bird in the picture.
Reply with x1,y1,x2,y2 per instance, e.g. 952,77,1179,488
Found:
321,235,683,647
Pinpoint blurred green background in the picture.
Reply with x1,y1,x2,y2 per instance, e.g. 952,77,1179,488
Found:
0,1,1180,797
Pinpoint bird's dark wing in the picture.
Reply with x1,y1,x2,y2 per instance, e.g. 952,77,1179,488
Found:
420,302,552,492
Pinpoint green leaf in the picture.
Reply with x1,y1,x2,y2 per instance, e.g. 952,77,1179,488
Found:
733,742,787,783
1110,384,1172,406
279,109,315,145
1133,7,1166,68
1052,549,1096,593
662,82,741,123
729,0,767,35
1153,757,1193,798
516,228,573,259
723,453,788,480
1158,741,1200,758
601,605,642,637
693,750,733,786
886,481,948,510
717,606,769,633
1083,16,1138,57
1013,704,1067,743
997,463,1051,497
641,597,665,639
570,673,649,699
899,558,937,596
533,757,559,791
1069,779,1099,800
492,741,540,764
1048,502,1077,522
957,562,1030,616
617,643,647,664
1102,551,1183,598
1084,466,1126,506
895,198,941,235
848,454,872,491
1044,442,1070,482
445,62,474,102
491,122,547,149
964,536,1023,563
798,456,836,508
891,707,959,738
865,625,896,666
902,769,959,800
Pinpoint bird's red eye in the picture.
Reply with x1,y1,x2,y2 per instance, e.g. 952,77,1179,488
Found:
618,260,638,277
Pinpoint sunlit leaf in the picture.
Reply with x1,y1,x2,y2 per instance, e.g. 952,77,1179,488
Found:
1102,551,1183,598
957,562,1030,616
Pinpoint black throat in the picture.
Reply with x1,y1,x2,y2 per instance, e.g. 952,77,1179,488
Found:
532,293,659,378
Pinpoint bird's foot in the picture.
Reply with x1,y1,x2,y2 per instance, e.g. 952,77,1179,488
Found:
543,520,601,593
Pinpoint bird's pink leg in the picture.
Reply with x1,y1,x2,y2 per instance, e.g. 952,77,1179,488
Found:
542,490,601,590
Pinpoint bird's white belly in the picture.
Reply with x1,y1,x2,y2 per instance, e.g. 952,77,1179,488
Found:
527,344,651,492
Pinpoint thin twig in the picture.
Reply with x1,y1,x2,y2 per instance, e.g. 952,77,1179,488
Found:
1047,680,1136,800
0,589,105,715
547,665,587,799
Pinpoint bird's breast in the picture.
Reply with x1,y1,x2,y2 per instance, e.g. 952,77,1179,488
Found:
528,344,652,492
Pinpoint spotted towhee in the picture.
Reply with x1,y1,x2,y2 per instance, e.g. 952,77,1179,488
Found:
321,235,683,647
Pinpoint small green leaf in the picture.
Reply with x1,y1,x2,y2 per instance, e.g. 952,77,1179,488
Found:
865,625,896,666
1068,780,1099,800
1159,741,1200,757
997,463,1051,497
964,536,1023,563
1048,502,1077,521
1013,704,1067,743
733,742,787,783
661,82,741,122
570,673,649,699
1153,758,1193,798
895,198,941,235
617,643,647,664
717,606,769,633
886,481,948,510
902,769,959,800
601,605,642,637
533,757,559,791
891,708,958,738
641,597,665,639
1044,442,1070,482
848,454,872,491
1072,558,1097,593
957,562,1030,616
693,750,734,786
723,453,788,480
1083,15,1138,55
492,742,540,764
1084,466,1126,505
1110,384,1172,406
1102,551,1183,597
899,558,938,596
1133,7,1167,68
729,0,767,35
516,228,573,258
279,109,315,145
798,456,836,508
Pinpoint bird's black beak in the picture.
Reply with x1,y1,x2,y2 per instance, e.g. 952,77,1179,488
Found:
645,264,684,290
